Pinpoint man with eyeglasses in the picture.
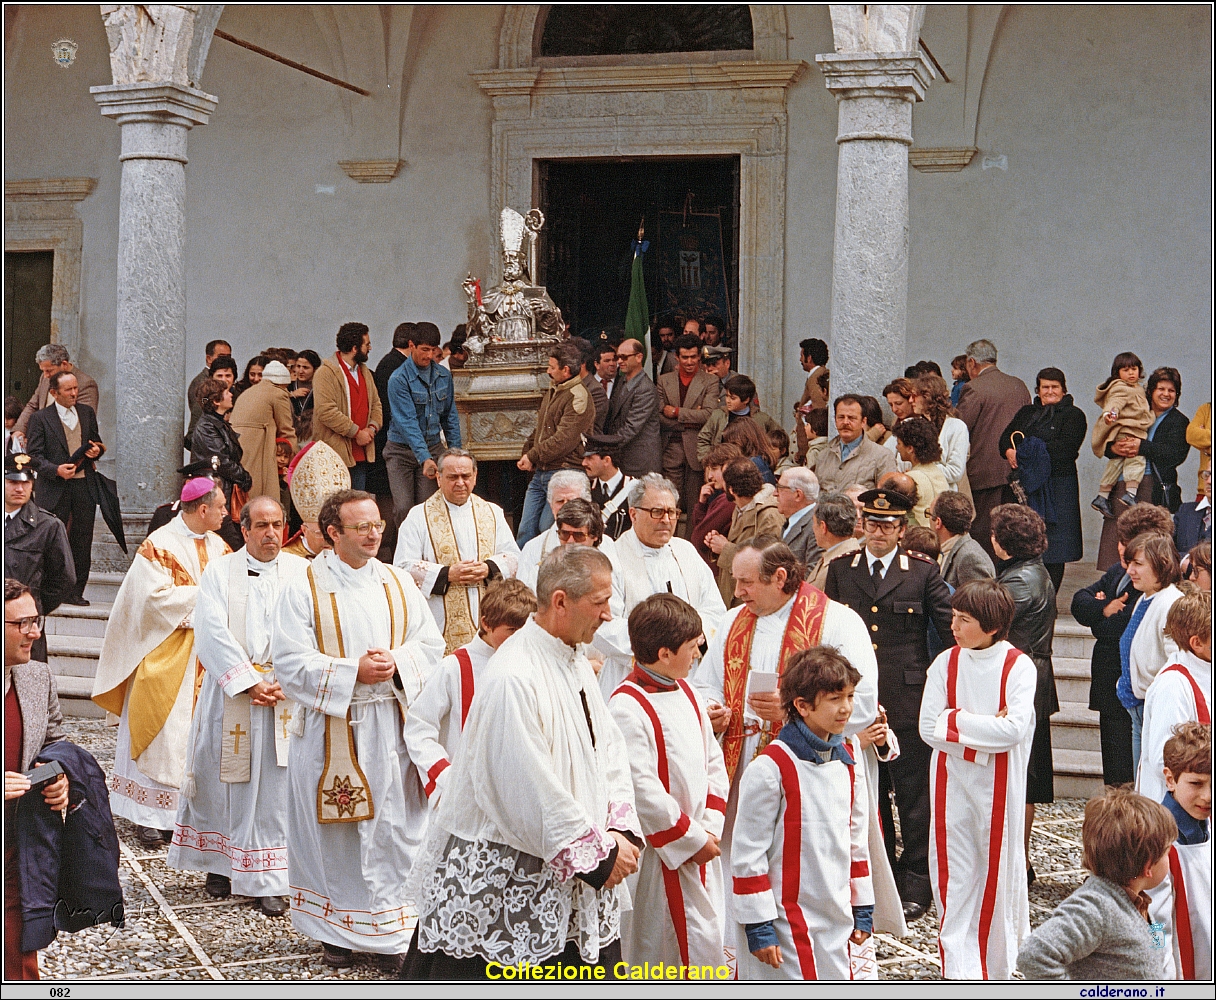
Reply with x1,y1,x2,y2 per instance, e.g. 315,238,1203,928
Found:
168,496,308,918
273,488,444,971
586,338,661,479
92,477,232,849
592,473,725,698
517,471,605,591
3,451,74,663
394,448,520,654
824,488,953,923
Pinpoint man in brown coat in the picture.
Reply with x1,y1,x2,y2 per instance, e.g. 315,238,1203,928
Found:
658,334,719,517
954,338,1031,559
310,322,384,492
230,361,296,501
14,344,99,437
516,341,595,544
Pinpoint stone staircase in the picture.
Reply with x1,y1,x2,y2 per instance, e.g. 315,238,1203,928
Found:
1049,616,1105,799
46,572,123,719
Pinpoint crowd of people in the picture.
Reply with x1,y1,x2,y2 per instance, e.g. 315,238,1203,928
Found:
2,320,1211,982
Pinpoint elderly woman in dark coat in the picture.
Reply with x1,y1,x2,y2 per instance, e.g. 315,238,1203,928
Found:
998,367,1087,594
991,503,1058,884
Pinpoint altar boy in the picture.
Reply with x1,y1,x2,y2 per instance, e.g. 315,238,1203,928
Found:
731,646,874,980
920,579,1038,980
609,594,729,968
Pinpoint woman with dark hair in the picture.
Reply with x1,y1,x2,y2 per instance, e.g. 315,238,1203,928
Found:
858,395,892,447
290,349,321,440
721,417,778,485
703,457,782,605
892,415,948,528
691,442,744,568
190,377,252,550
883,377,918,424
990,503,1058,882
914,373,971,499
231,355,268,405
1096,366,1192,569
997,367,1088,592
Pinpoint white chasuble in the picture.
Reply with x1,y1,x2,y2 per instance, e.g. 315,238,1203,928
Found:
96,515,230,830
272,550,444,953
919,641,1037,980
393,494,519,652
593,529,726,699
609,672,730,967
169,549,307,896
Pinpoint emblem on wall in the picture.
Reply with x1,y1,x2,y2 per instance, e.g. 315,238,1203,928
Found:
51,38,78,68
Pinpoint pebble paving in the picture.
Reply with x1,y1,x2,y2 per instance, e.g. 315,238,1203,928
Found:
40,719,1087,981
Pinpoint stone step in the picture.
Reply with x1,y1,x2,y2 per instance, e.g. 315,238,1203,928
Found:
1050,702,1101,752
1053,617,1096,660
1053,657,1093,705
84,572,125,605
45,602,111,638
1052,748,1106,800
52,673,106,719
47,634,103,677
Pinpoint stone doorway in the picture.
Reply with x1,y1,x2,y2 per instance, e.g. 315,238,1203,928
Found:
4,249,54,399
537,157,740,343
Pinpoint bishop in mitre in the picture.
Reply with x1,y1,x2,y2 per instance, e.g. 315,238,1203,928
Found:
168,496,308,916
393,448,519,653
282,441,349,560
93,477,231,847
273,487,444,971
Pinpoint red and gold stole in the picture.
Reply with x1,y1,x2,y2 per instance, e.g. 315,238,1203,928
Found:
721,582,829,783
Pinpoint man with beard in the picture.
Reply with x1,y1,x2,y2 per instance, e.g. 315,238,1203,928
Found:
312,322,384,493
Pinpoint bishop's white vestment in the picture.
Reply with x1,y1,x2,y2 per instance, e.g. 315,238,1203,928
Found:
272,550,444,953
593,529,726,698
609,669,729,967
93,515,230,830
169,548,308,895
393,493,519,653
408,617,642,966
731,733,873,980
919,641,1037,980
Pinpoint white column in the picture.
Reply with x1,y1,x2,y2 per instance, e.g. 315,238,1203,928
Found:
91,82,216,514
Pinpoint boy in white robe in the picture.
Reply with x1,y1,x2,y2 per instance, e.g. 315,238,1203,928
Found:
1153,723,1211,981
919,579,1037,980
609,594,729,968
170,497,307,913
731,646,874,980
404,578,536,804
273,489,445,970
1139,589,1211,805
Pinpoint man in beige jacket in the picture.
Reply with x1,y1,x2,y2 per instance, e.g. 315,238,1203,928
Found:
230,361,296,501
810,394,897,493
310,322,384,492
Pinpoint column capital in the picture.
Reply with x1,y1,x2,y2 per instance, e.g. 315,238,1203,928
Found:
814,51,935,103
91,81,218,128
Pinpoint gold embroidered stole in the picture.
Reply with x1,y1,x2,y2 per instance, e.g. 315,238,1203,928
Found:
422,492,497,653
721,582,829,783
308,561,409,823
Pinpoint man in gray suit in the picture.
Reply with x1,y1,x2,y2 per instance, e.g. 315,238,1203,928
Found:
777,466,821,575
929,490,995,590
955,338,1030,560
658,334,719,516
587,338,661,478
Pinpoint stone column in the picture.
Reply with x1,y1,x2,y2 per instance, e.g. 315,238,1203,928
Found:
91,82,216,516
816,46,933,402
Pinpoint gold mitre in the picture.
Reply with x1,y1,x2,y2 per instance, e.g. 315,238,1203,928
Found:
289,441,351,523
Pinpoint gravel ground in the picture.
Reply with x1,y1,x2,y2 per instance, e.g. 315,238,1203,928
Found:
39,719,1087,981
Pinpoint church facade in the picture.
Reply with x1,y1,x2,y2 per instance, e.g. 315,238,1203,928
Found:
4,4,1210,555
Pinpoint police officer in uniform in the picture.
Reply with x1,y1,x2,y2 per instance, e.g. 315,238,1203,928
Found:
824,487,952,921
3,451,75,662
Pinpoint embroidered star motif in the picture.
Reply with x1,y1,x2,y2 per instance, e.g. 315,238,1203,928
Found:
322,775,367,818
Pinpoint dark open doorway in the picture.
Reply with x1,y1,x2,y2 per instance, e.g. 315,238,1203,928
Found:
537,157,740,344
4,250,54,399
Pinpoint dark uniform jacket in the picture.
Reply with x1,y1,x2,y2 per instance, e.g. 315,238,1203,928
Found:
824,546,953,731
4,501,75,616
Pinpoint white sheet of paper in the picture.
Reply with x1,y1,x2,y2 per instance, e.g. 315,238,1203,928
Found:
743,670,779,723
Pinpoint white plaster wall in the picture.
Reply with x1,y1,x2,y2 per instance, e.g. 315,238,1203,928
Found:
5,4,1210,558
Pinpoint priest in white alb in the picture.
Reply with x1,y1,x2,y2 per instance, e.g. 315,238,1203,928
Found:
273,488,445,972
591,473,725,699
169,496,308,916
394,448,519,653
93,477,231,848
515,471,619,589
404,545,642,979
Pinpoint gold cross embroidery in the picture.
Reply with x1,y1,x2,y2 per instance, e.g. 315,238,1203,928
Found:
229,722,247,755
279,707,292,740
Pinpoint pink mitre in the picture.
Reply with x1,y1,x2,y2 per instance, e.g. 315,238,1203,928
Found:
181,476,217,503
